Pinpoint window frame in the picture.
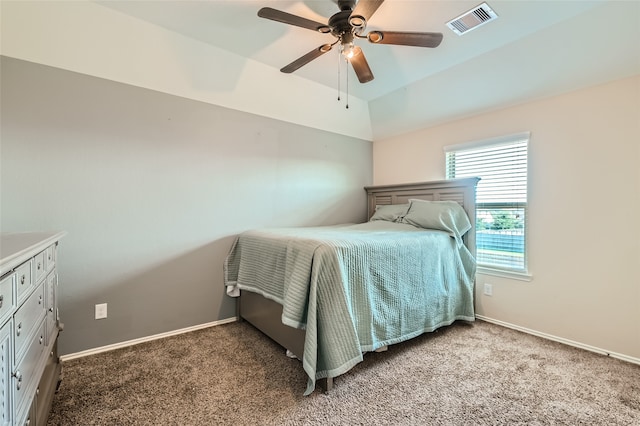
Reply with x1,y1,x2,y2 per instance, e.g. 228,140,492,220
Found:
444,132,531,279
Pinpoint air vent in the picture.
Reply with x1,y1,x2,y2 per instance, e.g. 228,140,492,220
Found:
446,2,498,36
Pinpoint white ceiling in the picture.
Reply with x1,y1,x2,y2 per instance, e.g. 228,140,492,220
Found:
94,0,639,139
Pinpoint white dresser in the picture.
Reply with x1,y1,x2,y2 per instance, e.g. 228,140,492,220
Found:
0,232,65,426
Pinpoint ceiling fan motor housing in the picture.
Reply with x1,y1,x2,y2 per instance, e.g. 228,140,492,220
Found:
328,10,356,38
338,0,356,11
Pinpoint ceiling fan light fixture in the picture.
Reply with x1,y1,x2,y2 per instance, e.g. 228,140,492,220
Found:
351,46,363,59
318,25,331,34
367,31,383,43
340,41,356,59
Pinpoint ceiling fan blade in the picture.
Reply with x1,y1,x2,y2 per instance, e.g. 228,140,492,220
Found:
281,44,333,74
350,0,385,25
258,7,330,32
349,46,374,83
367,31,443,48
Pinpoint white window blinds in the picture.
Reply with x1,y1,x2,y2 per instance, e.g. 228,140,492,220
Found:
445,133,529,273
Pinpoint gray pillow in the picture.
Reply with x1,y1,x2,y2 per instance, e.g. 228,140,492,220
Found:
369,203,410,222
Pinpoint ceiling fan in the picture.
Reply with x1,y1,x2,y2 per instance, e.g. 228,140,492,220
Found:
257,0,443,84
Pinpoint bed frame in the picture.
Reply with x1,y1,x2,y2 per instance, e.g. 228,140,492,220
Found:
238,178,479,391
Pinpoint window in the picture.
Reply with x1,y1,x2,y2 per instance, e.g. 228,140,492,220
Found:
445,133,529,274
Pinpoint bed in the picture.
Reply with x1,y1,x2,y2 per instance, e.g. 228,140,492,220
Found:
224,178,479,395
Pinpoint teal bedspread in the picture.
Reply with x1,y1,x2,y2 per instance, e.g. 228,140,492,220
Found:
224,221,476,395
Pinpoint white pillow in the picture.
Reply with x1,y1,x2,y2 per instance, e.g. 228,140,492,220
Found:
401,199,471,246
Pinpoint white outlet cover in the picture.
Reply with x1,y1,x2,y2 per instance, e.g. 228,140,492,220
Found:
95,303,108,319
483,283,493,296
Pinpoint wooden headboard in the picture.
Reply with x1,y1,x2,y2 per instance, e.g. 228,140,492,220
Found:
364,178,480,255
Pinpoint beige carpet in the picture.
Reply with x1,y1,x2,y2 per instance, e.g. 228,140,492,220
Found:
47,320,639,425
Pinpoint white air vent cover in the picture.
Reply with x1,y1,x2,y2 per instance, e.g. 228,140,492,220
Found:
446,2,498,36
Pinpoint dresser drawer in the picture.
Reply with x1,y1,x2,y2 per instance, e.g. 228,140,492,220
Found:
44,245,56,273
15,261,33,304
34,251,46,285
45,272,58,345
0,320,13,426
14,283,45,363
0,274,15,326
13,319,46,422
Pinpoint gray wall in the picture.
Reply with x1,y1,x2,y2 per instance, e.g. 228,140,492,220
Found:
0,56,373,355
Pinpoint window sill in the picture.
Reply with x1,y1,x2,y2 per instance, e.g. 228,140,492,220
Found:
477,266,532,282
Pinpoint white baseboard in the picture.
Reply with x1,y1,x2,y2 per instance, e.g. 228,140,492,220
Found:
476,315,640,366
60,317,238,362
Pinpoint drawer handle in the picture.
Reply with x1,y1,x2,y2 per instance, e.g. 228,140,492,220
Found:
20,275,25,285
39,336,44,345
39,295,43,305
0,295,3,308
14,370,22,390
16,322,22,336
37,262,42,270
49,307,54,313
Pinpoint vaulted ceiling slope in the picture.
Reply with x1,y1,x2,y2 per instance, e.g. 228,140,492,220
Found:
2,1,639,141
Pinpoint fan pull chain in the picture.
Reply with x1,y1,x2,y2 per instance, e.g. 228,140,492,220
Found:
337,51,341,102
345,59,349,109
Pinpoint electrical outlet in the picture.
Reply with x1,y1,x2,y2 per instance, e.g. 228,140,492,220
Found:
483,283,493,296
95,303,108,319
